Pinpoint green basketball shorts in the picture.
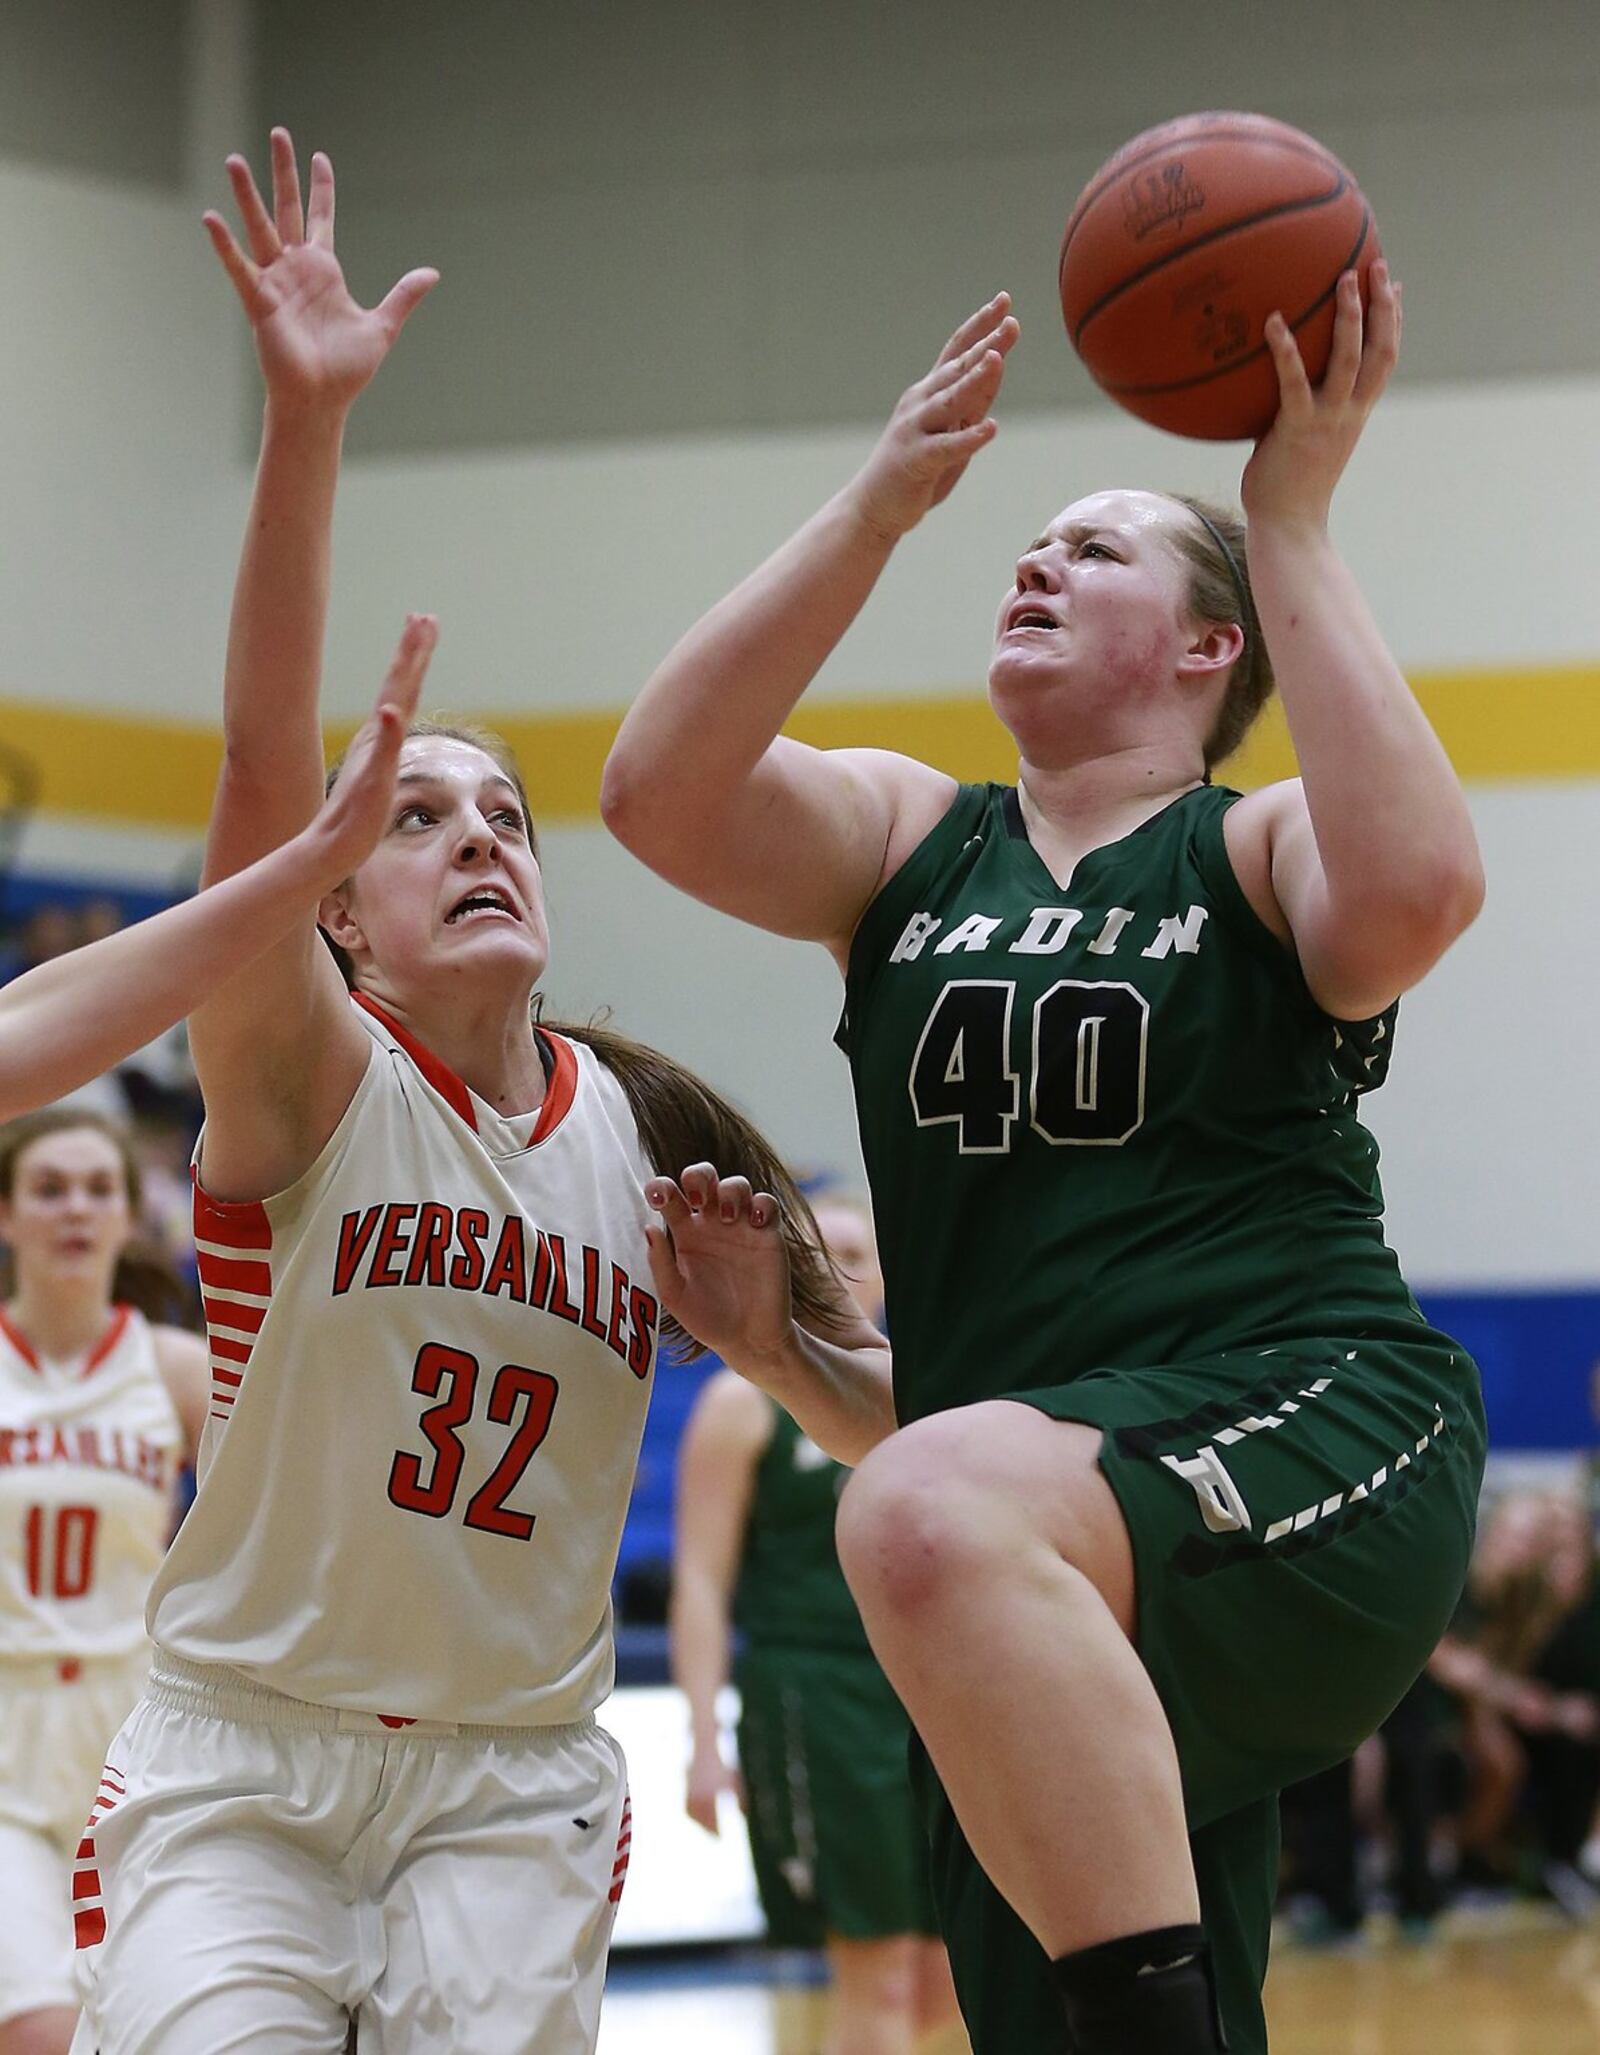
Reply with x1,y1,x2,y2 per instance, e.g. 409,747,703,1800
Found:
735,1642,939,1948
919,1331,1486,2055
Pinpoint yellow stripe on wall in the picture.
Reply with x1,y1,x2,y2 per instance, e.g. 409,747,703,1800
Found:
2,663,1597,833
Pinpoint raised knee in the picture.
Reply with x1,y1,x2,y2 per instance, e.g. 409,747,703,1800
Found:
837,1420,994,1623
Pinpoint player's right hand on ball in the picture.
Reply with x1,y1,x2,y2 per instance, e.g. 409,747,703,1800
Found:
646,1165,794,1370
845,294,1018,543
312,613,437,884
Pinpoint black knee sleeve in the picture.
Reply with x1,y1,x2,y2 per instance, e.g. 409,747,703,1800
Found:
1051,1922,1227,2052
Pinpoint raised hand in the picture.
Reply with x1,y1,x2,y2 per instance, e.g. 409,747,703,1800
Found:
310,613,438,883
846,293,1020,543
204,127,438,414
1241,261,1401,533
645,1166,795,1370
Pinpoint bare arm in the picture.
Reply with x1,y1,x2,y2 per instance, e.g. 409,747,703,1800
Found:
0,622,432,1124
646,1167,898,1466
188,131,437,1199
1224,266,1483,1020
602,298,1020,958
668,1371,772,1834
152,1326,211,1468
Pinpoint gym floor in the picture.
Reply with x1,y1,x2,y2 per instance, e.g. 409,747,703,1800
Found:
599,1907,1600,2053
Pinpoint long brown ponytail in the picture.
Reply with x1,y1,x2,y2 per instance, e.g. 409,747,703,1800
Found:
534,1007,844,1360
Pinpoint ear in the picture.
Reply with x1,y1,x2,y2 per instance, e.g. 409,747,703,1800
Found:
318,888,365,956
1177,618,1246,683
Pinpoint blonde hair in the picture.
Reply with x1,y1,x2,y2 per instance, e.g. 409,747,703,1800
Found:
1167,496,1277,772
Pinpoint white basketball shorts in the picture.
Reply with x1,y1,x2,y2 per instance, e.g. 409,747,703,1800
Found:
0,1648,149,2026
70,1653,632,2055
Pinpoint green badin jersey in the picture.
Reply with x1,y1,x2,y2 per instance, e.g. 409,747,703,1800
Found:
840,782,1450,1427
733,1404,870,1654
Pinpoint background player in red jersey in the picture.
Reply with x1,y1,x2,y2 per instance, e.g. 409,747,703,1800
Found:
0,1109,204,2055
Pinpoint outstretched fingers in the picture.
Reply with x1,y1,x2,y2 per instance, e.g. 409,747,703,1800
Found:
306,150,336,248
225,151,281,267
933,292,1013,371
270,127,305,245
202,210,259,309
927,313,1020,395
376,267,443,341
377,612,438,728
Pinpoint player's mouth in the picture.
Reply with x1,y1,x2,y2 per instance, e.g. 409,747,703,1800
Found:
1002,601,1061,636
445,885,521,925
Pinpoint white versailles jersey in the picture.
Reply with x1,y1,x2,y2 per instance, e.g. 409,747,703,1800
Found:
148,996,663,1727
0,1306,183,1661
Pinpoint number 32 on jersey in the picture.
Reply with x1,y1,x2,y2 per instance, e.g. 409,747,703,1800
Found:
388,1343,559,1540
909,978,1149,1154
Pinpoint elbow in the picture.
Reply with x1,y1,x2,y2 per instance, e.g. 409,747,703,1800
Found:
598,746,653,854
1423,845,1486,951
1365,854,1485,981
1381,837,1485,953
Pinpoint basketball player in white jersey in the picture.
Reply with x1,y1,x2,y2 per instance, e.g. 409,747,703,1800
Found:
69,133,844,2055
0,1111,205,2055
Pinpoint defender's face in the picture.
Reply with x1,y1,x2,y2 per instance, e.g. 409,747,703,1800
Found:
332,736,551,996
0,1128,133,1288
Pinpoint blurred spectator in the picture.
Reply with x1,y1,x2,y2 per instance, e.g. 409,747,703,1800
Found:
1429,1488,1600,1908
1281,1485,1600,1939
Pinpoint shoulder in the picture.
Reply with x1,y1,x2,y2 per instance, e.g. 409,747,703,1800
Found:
149,1323,208,1387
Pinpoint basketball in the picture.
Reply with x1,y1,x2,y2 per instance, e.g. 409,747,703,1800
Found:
1059,111,1382,440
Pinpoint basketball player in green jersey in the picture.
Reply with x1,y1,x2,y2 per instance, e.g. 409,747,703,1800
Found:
671,1195,962,2055
607,262,1486,2055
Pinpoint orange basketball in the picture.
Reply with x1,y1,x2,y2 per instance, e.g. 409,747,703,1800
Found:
1059,111,1382,440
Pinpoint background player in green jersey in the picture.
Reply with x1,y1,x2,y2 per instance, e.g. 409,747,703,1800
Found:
671,1194,963,2055
609,266,1485,2055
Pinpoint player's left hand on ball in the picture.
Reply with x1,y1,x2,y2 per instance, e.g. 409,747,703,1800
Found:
645,1165,794,1368
312,613,437,883
1241,260,1400,531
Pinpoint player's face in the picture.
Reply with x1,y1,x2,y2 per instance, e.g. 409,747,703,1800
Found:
987,489,1201,752
0,1128,133,1290
334,737,551,998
